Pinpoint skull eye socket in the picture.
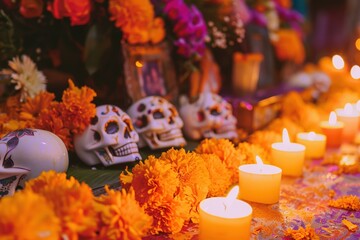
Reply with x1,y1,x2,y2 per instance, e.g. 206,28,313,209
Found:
210,107,221,116
93,131,101,141
153,110,165,119
135,115,148,129
197,111,205,122
105,121,119,134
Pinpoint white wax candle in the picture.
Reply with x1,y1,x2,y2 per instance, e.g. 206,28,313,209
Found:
296,132,326,159
335,103,359,142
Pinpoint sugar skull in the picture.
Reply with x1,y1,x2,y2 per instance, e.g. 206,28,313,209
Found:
179,92,238,140
0,129,69,197
74,105,141,166
127,96,186,149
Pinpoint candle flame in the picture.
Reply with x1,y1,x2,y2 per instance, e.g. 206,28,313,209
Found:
332,55,345,70
135,60,143,68
256,155,264,172
350,65,360,80
340,155,356,166
282,128,290,144
344,103,354,114
329,111,337,125
308,132,316,140
223,186,239,211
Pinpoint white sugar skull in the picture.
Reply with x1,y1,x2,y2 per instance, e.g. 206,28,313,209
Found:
179,92,238,140
127,96,186,149
0,129,69,197
74,105,141,166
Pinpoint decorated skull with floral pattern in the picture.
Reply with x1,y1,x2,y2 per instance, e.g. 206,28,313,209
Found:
74,105,141,166
127,96,186,149
179,92,238,140
0,129,69,197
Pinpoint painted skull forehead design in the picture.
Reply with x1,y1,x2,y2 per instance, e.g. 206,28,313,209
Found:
74,105,141,166
127,96,186,149
179,92,238,140
0,129,69,197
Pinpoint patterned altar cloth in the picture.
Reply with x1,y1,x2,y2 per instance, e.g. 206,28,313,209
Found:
145,159,360,239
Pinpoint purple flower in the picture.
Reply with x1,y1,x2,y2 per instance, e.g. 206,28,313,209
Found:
163,0,189,21
250,9,267,27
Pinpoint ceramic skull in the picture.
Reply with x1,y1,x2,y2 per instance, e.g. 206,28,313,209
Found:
179,92,238,140
0,129,69,197
127,96,186,149
74,105,141,166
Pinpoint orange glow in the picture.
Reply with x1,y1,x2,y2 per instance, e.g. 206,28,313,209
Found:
332,55,345,70
356,38,360,51
135,61,143,68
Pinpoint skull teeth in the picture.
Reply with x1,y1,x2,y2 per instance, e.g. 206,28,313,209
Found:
109,143,139,157
157,128,183,141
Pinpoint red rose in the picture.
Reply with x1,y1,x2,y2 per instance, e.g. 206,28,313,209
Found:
47,0,91,26
20,0,44,18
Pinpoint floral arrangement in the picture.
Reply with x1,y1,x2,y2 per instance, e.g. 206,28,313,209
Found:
0,171,152,239
0,55,96,150
247,0,305,64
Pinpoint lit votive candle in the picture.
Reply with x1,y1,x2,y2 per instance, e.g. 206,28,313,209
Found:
296,131,326,159
199,186,252,240
320,111,344,148
239,156,282,204
335,103,359,142
271,128,305,177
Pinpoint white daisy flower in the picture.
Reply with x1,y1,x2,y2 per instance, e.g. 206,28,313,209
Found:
8,55,46,100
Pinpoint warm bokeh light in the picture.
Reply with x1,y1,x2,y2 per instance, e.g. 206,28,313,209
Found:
332,55,345,70
350,65,360,79
135,60,143,68
356,38,360,51
329,111,337,125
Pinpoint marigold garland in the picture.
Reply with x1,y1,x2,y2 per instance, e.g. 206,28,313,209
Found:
236,142,271,165
199,153,232,197
25,171,98,240
94,186,152,240
0,190,60,240
248,130,282,154
159,148,211,223
195,138,243,184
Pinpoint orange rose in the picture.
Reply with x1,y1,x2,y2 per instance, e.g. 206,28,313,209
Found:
47,0,91,26
20,0,44,18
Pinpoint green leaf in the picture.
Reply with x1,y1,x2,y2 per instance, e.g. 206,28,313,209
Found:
84,23,112,75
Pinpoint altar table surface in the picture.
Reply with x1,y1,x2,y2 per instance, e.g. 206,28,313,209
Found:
68,142,360,240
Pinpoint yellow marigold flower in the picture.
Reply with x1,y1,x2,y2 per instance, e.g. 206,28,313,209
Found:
128,156,180,206
284,224,319,240
94,186,152,240
328,195,360,211
199,153,232,197
195,138,243,184
159,148,211,223
60,79,96,136
120,167,133,190
236,142,271,165
0,190,60,240
248,130,282,154
2,119,29,136
272,29,305,64
25,171,98,240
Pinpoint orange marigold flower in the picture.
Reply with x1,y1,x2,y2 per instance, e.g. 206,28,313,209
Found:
0,190,60,240
272,29,305,64
328,195,360,211
60,79,96,136
284,224,319,240
144,195,190,235
21,91,55,118
127,156,180,206
94,186,152,240
195,138,243,184
159,148,211,223
248,130,282,153
266,117,304,141
236,142,271,165
4,94,22,118
199,153,232,197
25,171,98,240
